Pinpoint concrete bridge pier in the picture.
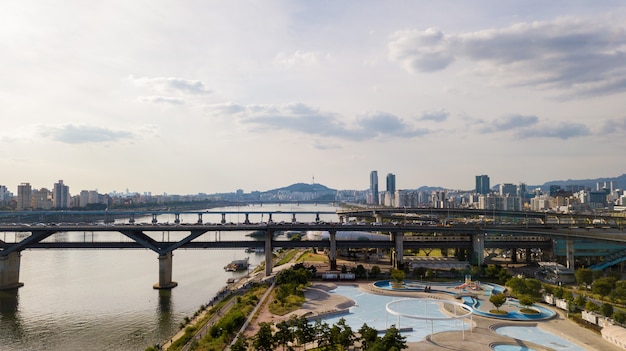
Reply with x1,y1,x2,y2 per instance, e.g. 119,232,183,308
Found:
244,213,250,224
566,240,575,270
291,213,297,223
265,230,274,277
153,252,178,289
472,233,485,266
329,230,337,270
0,252,24,290
392,232,404,269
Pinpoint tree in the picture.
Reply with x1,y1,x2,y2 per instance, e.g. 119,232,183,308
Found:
575,268,593,289
505,276,527,296
585,300,599,312
370,265,381,279
524,278,543,298
613,310,626,324
489,293,507,311
274,320,294,351
592,277,615,301
518,295,535,310
553,286,564,299
574,294,587,307
293,315,315,349
358,323,378,350
253,322,276,351
336,318,355,350
354,264,367,279
372,325,407,351
230,335,248,351
601,303,614,317
391,269,406,283
314,320,331,350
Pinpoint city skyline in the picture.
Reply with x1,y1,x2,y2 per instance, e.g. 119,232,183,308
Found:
3,171,625,199
2,2,626,194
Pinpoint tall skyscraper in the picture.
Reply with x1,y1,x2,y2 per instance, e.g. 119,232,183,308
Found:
475,175,490,195
53,180,70,209
17,183,32,210
370,171,379,205
386,173,396,194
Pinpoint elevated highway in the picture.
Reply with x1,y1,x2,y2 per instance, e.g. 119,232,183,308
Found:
1,211,625,290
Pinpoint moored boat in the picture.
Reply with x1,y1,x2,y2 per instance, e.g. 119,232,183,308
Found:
224,257,249,271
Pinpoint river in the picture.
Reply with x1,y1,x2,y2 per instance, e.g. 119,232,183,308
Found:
0,203,338,351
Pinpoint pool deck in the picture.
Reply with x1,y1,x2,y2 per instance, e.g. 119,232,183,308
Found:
296,281,623,351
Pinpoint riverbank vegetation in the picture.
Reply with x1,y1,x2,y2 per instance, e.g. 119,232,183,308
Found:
146,283,268,351
268,263,315,316
235,316,407,351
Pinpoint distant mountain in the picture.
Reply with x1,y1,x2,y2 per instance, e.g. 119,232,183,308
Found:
268,182,336,193
540,173,626,191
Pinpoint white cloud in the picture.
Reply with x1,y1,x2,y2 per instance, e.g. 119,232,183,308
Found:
39,125,135,144
129,76,212,95
388,18,626,97
275,50,331,66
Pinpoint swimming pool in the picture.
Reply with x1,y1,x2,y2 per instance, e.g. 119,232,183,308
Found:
492,345,537,351
495,325,585,351
374,280,555,320
320,285,471,342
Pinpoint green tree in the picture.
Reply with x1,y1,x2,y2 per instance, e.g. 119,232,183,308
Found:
601,303,614,317
354,264,367,279
524,278,542,298
314,320,332,350
293,315,315,349
484,264,501,279
489,293,507,311
585,300,599,312
505,276,527,296
371,325,407,350
230,335,248,351
253,322,276,351
574,294,587,307
358,323,378,350
553,286,565,299
518,295,535,310
370,265,381,279
613,310,626,324
592,277,615,300
391,269,406,283
336,318,355,351
563,289,574,302
275,320,294,351
575,268,593,289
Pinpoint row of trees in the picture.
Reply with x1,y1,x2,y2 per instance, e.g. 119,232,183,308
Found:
232,314,407,351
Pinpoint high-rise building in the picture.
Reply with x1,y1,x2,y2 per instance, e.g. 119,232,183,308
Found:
17,183,32,210
53,180,70,209
370,171,379,205
475,175,490,195
386,173,396,194
499,183,517,196
32,188,52,209
0,185,12,206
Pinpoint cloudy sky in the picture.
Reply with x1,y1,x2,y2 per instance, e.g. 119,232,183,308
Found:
2,1,625,195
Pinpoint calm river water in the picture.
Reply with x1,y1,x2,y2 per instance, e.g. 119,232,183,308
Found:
0,204,338,351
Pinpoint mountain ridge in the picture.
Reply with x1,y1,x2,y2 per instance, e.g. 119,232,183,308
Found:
262,174,626,193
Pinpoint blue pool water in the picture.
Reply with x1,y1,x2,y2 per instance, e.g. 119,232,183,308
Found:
374,280,555,320
493,345,537,351
320,285,470,342
495,326,585,351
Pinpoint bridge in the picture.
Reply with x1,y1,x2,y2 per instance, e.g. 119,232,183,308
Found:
1,209,625,290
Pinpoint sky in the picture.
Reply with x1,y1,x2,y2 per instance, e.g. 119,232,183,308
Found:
2,1,626,195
